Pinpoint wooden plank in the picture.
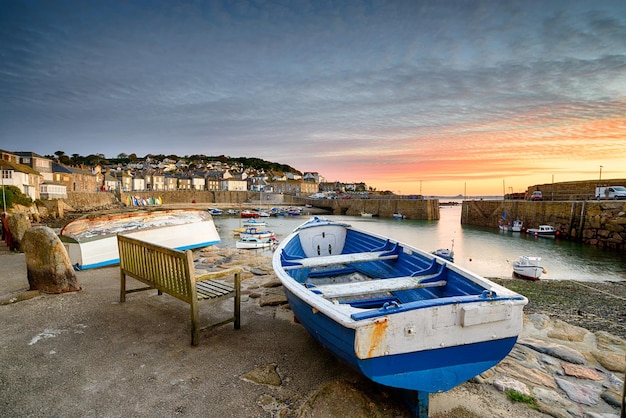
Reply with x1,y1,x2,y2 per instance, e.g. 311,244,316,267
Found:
311,275,446,299
283,251,399,270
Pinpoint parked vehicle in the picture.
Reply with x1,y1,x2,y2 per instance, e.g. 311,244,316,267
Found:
530,191,543,201
595,186,626,200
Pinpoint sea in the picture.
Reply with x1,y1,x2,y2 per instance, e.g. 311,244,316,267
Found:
213,202,626,283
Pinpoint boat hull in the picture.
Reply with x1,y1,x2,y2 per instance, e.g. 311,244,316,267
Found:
60,209,220,270
283,286,518,393
272,217,527,393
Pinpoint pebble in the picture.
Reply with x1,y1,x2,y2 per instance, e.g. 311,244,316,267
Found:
196,246,626,417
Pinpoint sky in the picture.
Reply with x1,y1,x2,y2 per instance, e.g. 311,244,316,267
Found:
1,0,625,196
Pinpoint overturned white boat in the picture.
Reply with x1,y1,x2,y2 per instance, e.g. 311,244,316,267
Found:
60,209,220,270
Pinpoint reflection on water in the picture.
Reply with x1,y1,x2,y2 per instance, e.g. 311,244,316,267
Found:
214,205,626,283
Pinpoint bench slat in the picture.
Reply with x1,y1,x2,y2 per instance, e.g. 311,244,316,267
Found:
196,280,235,299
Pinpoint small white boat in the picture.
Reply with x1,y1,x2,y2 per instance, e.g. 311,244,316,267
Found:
511,219,523,232
512,256,546,280
236,236,276,249
527,225,557,238
432,239,454,262
432,248,454,262
272,216,527,414
243,219,267,227
360,212,373,218
60,209,221,270
238,226,275,241
208,208,223,216
393,213,405,220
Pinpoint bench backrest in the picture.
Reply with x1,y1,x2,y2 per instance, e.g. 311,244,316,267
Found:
117,234,196,304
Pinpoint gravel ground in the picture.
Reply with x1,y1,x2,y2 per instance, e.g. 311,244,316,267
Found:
491,278,626,340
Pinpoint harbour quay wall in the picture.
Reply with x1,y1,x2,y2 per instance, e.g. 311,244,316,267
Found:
289,196,440,220
60,191,439,220
461,200,626,251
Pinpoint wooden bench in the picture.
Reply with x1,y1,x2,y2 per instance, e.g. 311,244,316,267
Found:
117,234,242,346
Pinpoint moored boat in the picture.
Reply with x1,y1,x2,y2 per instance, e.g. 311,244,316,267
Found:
512,256,546,280
511,219,524,232
238,226,275,241
272,216,527,414
242,219,267,227
527,224,557,238
236,236,276,249
60,209,221,270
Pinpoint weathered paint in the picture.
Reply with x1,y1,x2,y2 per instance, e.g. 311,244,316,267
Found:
355,318,389,359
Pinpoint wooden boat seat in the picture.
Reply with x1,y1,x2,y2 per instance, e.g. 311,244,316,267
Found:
281,242,401,270
309,274,446,299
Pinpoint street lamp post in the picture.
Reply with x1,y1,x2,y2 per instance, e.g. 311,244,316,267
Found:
599,165,603,181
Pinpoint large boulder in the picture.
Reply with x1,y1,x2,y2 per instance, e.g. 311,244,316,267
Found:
21,226,80,294
6,212,31,251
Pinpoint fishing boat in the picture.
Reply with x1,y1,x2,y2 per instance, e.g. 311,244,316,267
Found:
527,224,557,238
393,213,405,220
512,256,546,280
272,217,527,416
208,208,223,216
511,219,524,232
60,209,221,270
500,219,524,232
236,236,276,249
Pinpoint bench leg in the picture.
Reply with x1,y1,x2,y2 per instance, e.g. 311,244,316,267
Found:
120,271,126,303
190,302,199,346
234,272,241,330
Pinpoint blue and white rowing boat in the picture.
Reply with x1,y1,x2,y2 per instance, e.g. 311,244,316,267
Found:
60,209,221,270
272,216,527,417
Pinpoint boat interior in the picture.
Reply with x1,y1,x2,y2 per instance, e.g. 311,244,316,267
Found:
279,228,503,315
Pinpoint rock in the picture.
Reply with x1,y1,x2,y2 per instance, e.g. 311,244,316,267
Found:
297,380,388,418
600,389,622,408
561,362,604,381
21,226,80,294
547,319,589,342
259,291,288,307
525,313,552,330
591,350,626,373
261,277,282,288
595,331,626,353
518,337,587,364
532,386,573,409
240,363,282,387
495,359,557,389
493,376,531,396
6,212,31,251
555,377,601,406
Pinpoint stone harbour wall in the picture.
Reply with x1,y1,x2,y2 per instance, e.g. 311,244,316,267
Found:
462,200,626,251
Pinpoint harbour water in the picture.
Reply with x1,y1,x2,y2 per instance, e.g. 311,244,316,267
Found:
213,204,626,283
